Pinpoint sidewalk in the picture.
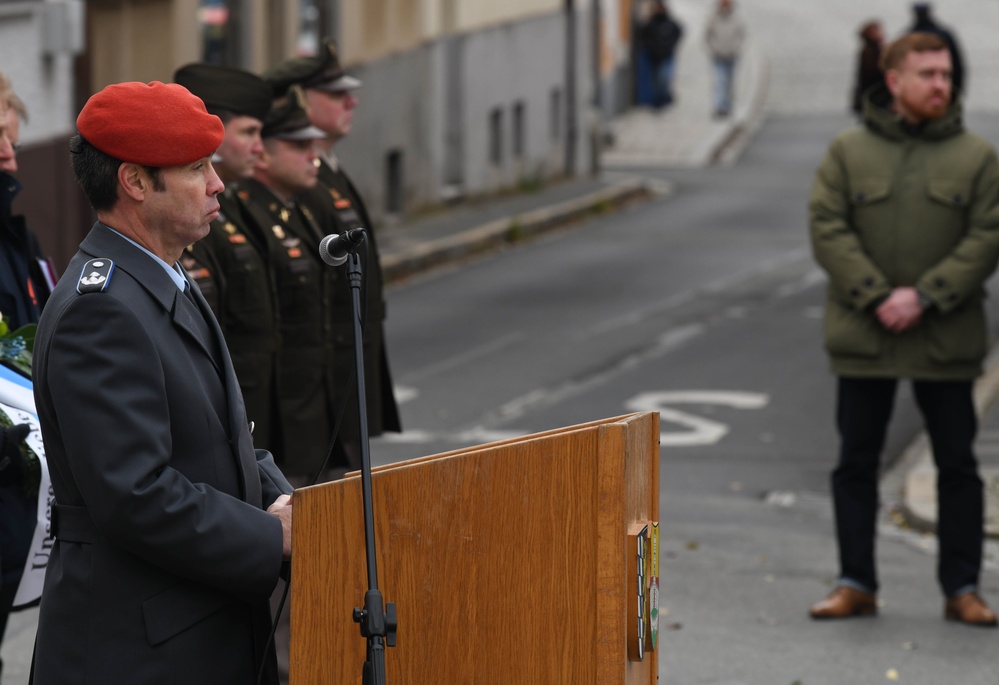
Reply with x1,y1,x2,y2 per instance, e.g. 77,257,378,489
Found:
378,11,769,283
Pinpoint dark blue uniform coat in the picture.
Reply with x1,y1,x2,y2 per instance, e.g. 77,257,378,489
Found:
31,224,291,684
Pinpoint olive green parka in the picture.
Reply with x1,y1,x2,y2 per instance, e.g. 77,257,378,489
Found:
809,86,999,380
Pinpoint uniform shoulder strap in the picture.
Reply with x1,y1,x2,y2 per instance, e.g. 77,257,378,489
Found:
76,258,115,294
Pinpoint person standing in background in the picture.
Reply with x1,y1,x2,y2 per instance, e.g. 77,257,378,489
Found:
236,87,333,685
640,0,684,109
852,20,886,116
808,33,999,626
0,71,55,327
0,71,55,681
172,63,282,453
704,0,746,119
909,2,966,98
237,86,336,486
265,39,401,475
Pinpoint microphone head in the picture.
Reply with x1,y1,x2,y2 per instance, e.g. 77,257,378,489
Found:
318,234,349,266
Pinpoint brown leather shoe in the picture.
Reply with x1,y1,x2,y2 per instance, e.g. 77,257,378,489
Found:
944,592,998,627
809,586,878,619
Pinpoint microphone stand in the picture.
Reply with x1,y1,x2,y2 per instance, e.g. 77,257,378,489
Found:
340,240,397,685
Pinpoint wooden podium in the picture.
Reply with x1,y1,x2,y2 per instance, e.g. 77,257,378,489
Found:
290,411,660,684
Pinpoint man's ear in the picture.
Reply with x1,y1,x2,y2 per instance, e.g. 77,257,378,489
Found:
118,163,147,202
253,147,271,173
885,69,901,98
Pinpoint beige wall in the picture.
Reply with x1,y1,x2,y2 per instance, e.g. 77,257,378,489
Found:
86,0,301,92
84,0,605,87
338,0,584,65
450,0,562,32
87,0,202,89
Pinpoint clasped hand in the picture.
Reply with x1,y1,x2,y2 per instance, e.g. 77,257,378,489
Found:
876,287,923,333
268,493,293,559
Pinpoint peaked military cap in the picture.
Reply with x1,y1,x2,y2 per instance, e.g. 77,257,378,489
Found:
173,63,273,122
264,38,362,97
262,86,326,141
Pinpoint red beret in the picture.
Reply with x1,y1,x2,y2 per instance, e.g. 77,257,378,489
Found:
77,81,225,167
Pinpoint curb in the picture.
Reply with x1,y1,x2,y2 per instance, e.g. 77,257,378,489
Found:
900,345,999,538
381,177,663,284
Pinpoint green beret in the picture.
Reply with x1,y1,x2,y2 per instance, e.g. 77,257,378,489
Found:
264,38,362,97
173,63,273,122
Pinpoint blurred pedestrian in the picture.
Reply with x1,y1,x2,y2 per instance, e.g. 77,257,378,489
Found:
704,0,746,118
633,3,656,106
31,80,293,684
0,71,55,681
173,63,282,452
808,33,999,626
909,2,965,98
639,0,683,109
851,20,886,115
265,39,401,476
0,72,54,327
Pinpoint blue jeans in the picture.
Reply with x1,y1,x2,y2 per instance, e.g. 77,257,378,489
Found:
712,57,737,115
651,58,676,109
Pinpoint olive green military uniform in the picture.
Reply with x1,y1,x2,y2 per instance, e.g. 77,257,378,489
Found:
236,178,337,478
181,188,280,449
301,157,401,462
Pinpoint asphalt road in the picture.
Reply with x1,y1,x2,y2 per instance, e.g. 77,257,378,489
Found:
370,111,999,684
8,114,999,685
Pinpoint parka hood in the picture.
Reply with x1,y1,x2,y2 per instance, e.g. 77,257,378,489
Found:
861,83,964,142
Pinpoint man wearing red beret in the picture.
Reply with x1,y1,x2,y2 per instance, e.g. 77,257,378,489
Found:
29,81,293,685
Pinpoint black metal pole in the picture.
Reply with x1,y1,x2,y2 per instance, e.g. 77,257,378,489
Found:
340,241,396,685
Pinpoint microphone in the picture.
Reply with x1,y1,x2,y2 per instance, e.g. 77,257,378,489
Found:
319,228,366,266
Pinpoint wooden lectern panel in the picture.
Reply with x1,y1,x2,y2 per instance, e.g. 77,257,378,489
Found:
291,412,659,684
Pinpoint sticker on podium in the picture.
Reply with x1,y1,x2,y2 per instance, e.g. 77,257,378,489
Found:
628,523,649,661
647,522,660,652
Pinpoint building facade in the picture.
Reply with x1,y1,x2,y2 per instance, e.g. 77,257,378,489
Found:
2,0,637,269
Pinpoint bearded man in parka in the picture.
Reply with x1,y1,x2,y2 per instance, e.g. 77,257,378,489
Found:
807,33,999,625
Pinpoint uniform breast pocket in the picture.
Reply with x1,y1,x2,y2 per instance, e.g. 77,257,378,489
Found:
848,178,893,230
278,260,320,323
231,244,261,274
923,178,972,248
849,177,891,210
926,178,971,211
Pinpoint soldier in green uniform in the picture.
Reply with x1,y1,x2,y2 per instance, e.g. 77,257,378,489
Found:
265,39,401,472
172,64,281,452
236,85,337,685
237,87,337,483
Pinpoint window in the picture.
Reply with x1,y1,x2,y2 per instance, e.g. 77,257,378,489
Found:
198,0,231,64
550,88,561,141
489,107,503,165
385,149,403,215
513,101,526,158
